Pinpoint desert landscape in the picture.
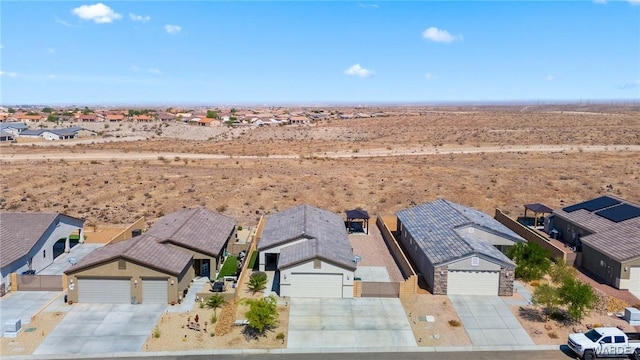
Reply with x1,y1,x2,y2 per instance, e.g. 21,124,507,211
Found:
1,105,639,229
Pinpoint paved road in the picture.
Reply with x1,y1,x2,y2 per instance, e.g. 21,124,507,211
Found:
8,349,574,360
1,144,639,162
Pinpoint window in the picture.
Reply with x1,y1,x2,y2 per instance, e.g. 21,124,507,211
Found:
601,336,612,344
118,260,126,270
615,336,625,343
471,257,479,266
313,260,321,269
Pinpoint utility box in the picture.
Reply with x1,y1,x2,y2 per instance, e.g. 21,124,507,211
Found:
4,318,21,333
624,307,640,326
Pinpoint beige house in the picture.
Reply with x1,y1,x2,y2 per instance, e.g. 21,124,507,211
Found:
65,208,236,304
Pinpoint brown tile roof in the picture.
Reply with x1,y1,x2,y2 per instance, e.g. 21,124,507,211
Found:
146,208,236,257
106,114,124,121
66,234,192,275
0,213,83,267
554,196,640,262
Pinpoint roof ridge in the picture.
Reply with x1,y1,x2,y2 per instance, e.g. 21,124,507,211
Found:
162,208,197,242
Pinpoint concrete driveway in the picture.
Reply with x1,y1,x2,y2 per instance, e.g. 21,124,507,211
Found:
449,295,533,347
288,298,416,350
34,303,165,355
0,291,61,336
39,243,104,275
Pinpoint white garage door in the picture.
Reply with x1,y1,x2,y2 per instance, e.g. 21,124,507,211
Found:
290,273,343,298
78,278,130,303
629,267,640,298
448,271,499,296
142,279,168,304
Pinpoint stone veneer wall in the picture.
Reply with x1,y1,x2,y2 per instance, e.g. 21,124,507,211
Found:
498,267,514,296
432,265,448,295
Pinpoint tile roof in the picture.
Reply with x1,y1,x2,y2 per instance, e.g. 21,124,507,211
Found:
0,213,82,267
259,204,355,270
145,208,236,257
553,196,640,262
66,234,192,275
396,199,520,267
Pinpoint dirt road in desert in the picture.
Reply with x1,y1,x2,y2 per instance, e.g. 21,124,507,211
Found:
1,144,639,162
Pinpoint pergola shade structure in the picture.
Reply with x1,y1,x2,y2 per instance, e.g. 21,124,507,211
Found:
524,203,553,228
345,209,370,234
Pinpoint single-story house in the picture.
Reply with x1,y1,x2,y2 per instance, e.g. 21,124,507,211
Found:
65,208,237,304
396,199,525,296
0,122,28,136
18,127,95,140
257,204,356,298
0,212,85,296
0,131,15,142
548,195,640,294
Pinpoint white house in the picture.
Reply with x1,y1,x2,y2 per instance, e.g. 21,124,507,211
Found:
0,213,85,295
257,204,356,298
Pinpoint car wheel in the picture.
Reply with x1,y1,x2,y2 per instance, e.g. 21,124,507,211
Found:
583,349,595,360
632,349,640,360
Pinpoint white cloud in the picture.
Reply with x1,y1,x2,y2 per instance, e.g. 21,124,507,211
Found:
618,80,640,89
345,64,373,77
165,24,182,34
129,13,150,22
55,16,75,27
148,68,161,75
422,27,461,43
72,3,122,24
358,3,379,8
546,75,556,81
593,0,607,4
0,71,18,77
629,0,640,4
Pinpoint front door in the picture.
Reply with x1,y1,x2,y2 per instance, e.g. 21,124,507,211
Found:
201,260,210,280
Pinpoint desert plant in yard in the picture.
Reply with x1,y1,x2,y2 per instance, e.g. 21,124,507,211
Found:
153,326,161,338
205,294,226,314
548,331,558,339
247,271,268,294
242,295,278,336
549,258,577,284
532,283,560,321
507,242,551,281
210,312,218,324
558,277,596,322
276,332,285,340
448,319,461,327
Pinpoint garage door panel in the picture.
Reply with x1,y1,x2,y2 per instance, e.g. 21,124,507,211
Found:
448,271,499,296
142,279,168,304
629,267,640,293
78,278,130,303
291,273,342,298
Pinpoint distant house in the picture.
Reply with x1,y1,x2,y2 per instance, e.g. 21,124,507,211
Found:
106,114,125,122
257,204,355,298
289,116,309,124
396,199,524,296
0,213,85,296
78,114,98,122
15,113,43,123
65,208,237,304
157,113,176,122
548,195,640,296
0,132,15,142
133,115,153,122
19,127,95,140
0,123,28,137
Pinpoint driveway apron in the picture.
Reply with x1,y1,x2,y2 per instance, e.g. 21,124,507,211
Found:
449,295,534,347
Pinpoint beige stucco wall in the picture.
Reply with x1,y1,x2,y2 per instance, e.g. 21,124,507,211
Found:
66,258,193,304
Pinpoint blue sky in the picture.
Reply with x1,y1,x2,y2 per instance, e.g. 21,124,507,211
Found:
1,1,639,105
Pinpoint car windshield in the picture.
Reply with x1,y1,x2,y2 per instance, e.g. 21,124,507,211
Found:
585,330,602,342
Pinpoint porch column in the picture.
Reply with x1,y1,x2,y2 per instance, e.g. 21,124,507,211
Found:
79,228,85,244
64,236,71,253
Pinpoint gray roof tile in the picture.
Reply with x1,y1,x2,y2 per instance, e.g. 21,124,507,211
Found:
259,205,355,270
396,199,520,267
0,213,81,267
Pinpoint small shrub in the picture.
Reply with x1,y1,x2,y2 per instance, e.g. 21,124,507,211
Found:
530,280,540,287
548,331,558,339
210,331,215,337
211,312,218,324
276,332,285,340
448,319,461,327
237,225,243,231
153,327,161,338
